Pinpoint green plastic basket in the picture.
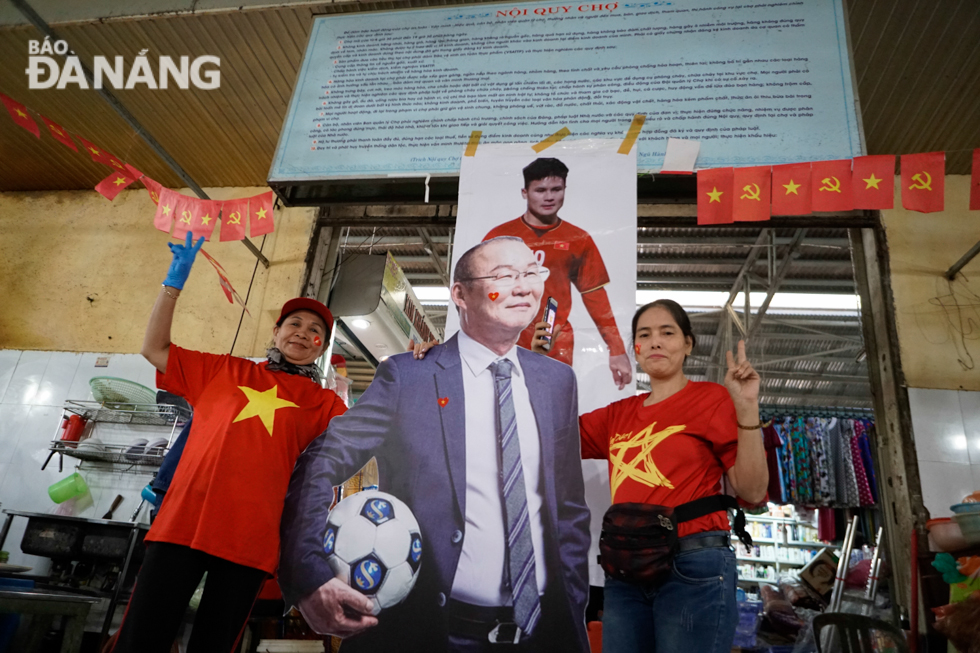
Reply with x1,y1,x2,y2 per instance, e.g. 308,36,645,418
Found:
89,377,157,408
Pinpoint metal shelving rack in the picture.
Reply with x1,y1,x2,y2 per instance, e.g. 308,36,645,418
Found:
44,401,188,473
735,514,823,587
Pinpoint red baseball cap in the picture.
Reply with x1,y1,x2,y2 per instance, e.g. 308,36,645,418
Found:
276,298,334,332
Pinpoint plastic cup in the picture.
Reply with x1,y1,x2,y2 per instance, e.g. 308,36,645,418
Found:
47,473,89,503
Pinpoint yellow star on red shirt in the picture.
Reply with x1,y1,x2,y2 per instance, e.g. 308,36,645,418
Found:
233,385,299,437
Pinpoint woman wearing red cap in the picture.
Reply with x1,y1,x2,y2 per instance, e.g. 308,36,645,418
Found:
111,233,347,653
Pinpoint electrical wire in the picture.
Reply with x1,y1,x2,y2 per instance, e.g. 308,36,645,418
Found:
230,234,267,355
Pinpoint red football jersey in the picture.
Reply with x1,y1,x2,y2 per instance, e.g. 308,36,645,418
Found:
148,345,346,573
484,217,611,364
579,382,739,538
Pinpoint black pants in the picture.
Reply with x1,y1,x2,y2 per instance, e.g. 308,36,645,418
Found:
111,542,267,653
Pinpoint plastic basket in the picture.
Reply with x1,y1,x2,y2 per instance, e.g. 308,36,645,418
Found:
89,377,157,408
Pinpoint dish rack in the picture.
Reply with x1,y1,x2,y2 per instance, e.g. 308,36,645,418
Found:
45,400,188,472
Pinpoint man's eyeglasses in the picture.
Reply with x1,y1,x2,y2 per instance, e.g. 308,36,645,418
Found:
459,267,550,289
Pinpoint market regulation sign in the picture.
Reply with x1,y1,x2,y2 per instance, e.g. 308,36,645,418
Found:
270,0,862,181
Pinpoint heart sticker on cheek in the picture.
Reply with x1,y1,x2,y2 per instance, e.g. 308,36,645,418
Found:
635,343,642,355
437,397,449,407
488,292,499,301
314,337,322,347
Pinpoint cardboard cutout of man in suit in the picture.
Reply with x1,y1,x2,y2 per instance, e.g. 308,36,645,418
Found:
278,237,591,652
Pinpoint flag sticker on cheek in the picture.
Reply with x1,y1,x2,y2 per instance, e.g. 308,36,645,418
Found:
635,343,642,356
314,337,322,347
488,292,499,301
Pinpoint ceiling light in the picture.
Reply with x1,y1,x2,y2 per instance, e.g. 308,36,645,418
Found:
351,318,371,330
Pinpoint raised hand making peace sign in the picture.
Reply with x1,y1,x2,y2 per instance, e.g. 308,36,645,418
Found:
724,340,760,410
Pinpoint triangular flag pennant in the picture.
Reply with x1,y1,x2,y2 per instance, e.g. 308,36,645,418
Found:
199,249,251,315
733,166,771,222
249,191,275,237
154,188,177,233
95,171,136,201
901,151,945,213
105,155,127,171
696,168,734,225
971,148,980,212
219,198,248,242
41,116,76,151
75,135,116,166
143,177,163,206
811,159,853,211
771,163,811,215
0,94,40,138
852,155,895,210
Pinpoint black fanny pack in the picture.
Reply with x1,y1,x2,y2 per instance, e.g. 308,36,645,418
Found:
599,495,753,587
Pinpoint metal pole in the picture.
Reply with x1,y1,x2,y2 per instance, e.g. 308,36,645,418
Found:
9,0,270,269
945,239,980,280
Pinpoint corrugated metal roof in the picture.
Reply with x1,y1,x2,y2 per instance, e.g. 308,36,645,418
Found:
0,0,977,191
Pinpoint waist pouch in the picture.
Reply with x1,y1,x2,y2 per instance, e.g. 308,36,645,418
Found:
599,495,752,586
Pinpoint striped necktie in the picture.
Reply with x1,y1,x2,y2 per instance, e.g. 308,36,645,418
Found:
490,359,541,635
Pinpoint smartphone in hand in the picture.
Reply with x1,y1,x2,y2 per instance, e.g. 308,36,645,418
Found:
543,296,558,352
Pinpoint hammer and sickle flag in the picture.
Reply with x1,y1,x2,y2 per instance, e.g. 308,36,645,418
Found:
696,167,734,225
852,155,895,210
733,166,772,222
772,163,812,216
811,159,853,212
219,198,249,242
40,116,77,151
901,151,945,213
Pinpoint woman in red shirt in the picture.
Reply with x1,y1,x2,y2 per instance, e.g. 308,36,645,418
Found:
111,234,352,653
536,299,767,653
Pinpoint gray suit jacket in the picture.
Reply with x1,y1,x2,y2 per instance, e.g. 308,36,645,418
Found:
279,334,591,652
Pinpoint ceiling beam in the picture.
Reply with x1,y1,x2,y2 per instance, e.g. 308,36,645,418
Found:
749,229,807,335
418,227,450,285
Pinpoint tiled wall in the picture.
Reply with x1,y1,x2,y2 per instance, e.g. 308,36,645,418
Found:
908,387,980,518
0,350,160,571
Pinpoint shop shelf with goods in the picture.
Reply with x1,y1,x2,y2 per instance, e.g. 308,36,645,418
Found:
43,399,189,474
735,506,823,586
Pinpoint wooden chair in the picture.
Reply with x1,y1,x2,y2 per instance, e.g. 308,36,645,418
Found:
813,612,909,653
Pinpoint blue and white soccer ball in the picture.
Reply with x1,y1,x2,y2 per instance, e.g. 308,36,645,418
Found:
323,490,423,615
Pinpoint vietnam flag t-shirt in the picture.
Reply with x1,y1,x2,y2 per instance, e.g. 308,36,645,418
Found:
579,381,739,538
147,344,346,573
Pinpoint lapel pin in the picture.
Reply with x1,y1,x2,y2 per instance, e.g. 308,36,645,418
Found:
437,397,449,407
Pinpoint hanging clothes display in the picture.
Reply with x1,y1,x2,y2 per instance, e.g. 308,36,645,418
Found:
762,409,878,510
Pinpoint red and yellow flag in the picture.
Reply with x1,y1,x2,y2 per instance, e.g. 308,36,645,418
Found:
75,135,116,166
249,191,275,237
811,159,853,212
696,168,734,225
901,152,944,213
40,116,76,151
771,163,811,215
95,171,136,201
971,148,980,211
171,194,199,241
220,198,249,242
733,166,771,222
154,188,177,234
1,94,39,138
852,155,894,210
190,199,220,241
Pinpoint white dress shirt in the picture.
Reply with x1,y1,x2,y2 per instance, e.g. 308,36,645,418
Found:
450,329,547,606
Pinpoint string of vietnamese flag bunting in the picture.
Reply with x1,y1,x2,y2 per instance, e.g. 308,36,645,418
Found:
1,91,274,242
1,91,257,309
695,150,980,225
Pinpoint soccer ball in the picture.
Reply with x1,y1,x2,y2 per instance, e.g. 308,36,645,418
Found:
322,490,423,615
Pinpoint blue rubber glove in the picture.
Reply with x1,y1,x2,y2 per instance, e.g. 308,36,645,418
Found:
163,231,205,290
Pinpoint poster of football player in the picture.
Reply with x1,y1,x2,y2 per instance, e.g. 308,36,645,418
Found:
448,139,637,412
448,140,638,587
